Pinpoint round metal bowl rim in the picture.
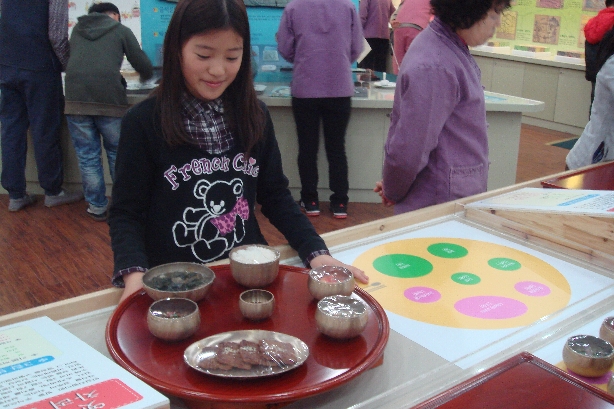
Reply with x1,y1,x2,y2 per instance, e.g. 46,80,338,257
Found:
143,263,215,295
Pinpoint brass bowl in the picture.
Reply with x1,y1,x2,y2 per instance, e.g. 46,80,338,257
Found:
147,298,200,342
229,244,280,288
600,317,614,346
142,262,215,302
562,334,614,377
315,295,368,339
239,289,275,321
308,265,355,300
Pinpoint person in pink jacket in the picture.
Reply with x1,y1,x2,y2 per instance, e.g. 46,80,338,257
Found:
374,0,510,214
390,0,433,74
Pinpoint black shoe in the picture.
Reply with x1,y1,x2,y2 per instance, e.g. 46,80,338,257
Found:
330,202,348,219
300,200,320,216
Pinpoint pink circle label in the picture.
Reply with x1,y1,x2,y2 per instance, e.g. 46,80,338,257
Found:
514,281,551,297
404,287,441,303
454,296,528,319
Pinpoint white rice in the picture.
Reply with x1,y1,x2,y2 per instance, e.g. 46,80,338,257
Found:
231,246,277,264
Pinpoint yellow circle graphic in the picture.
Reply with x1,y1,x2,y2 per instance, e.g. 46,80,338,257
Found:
355,238,571,329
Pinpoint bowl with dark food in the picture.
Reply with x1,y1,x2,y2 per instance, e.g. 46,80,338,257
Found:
308,265,355,300
600,316,614,347
239,289,275,321
142,262,215,302
147,298,200,342
229,244,280,288
562,334,614,377
315,295,368,339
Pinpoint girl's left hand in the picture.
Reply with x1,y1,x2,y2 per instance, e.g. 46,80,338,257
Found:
310,254,369,284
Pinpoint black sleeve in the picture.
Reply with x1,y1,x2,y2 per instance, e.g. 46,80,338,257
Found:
108,99,157,274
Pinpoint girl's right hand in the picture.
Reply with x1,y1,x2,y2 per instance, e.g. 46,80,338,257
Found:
119,271,145,304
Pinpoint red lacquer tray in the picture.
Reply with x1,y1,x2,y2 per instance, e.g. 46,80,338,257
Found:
105,265,389,406
412,352,614,409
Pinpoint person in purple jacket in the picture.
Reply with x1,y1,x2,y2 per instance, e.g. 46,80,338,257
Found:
277,0,363,219
374,0,510,214
359,0,396,74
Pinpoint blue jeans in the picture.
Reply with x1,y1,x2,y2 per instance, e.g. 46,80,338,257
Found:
66,115,121,209
0,65,65,199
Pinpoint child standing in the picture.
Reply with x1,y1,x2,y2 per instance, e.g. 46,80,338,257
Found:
108,0,368,302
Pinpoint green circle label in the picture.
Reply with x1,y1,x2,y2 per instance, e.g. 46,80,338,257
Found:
373,254,433,278
488,257,521,271
427,243,468,258
451,272,481,285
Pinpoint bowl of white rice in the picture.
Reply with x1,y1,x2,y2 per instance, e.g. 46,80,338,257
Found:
228,244,280,288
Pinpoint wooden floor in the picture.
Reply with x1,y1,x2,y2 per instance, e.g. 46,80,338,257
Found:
0,124,572,316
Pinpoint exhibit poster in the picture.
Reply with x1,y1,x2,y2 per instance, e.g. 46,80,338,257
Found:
139,0,359,77
487,0,607,57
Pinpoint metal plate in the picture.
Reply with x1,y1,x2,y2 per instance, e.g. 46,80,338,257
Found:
374,81,396,88
184,330,309,378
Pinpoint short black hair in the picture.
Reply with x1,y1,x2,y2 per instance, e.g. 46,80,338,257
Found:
88,2,120,16
606,0,614,8
430,0,511,30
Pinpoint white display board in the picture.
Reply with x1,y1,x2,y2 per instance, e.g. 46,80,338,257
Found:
0,317,168,409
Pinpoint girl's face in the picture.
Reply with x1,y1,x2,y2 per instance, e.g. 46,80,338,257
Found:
457,6,503,47
181,28,244,102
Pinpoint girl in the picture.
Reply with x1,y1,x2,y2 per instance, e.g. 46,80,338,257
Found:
108,0,368,302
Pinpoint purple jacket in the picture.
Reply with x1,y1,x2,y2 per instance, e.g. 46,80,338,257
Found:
360,0,395,39
382,17,488,214
277,0,363,98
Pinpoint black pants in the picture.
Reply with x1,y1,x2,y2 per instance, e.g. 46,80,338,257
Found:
359,38,389,73
291,97,351,205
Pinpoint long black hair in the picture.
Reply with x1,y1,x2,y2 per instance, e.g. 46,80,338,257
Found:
153,0,264,155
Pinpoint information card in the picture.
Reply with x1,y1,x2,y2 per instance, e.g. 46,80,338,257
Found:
0,317,169,409
466,187,614,215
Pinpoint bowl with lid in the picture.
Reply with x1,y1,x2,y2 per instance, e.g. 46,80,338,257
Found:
562,334,614,377
308,265,355,300
229,244,280,288
142,262,215,302
315,295,368,339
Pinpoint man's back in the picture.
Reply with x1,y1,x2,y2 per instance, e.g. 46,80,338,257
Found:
0,0,61,72
65,12,152,110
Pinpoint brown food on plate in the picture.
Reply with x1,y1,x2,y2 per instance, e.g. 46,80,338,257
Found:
216,341,252,370
239,339,269,365
259,339,298,366
196,347,233,371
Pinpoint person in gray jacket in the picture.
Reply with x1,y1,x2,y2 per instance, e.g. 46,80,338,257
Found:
65,2,153,221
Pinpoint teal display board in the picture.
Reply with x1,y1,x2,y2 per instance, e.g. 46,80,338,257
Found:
140,0,176,67
140,0,359,81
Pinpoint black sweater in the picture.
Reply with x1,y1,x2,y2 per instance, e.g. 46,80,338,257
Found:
109,97,327,277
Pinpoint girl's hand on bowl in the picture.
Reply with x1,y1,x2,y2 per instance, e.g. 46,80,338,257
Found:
310,254,369,284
